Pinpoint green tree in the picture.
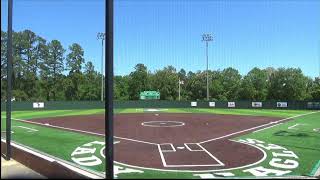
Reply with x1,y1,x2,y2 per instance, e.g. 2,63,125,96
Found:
114,75,129,100
80,61,100,100
128,64,150,100
239,67,269,100
151,66,179,100
65,43,85,100
1,31,7,100
209,70,226,101
310,77,320,100
185,71,206,100
220,67,242,100
268,68,309,100
39,39,65,100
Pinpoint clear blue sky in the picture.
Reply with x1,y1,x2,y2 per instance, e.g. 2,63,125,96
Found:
2,0,320,78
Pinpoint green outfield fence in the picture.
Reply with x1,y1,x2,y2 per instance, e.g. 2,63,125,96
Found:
1,100,319,111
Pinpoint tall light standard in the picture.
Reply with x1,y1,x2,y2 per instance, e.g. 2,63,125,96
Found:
97,32,105,101
202,33,213,101
178,78,184,101
318,40,320,78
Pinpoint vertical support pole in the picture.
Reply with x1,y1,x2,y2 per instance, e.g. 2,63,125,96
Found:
178,78,181,101
101,39,104,102
6,0,13,161
106,0,114,179
206,41,209,101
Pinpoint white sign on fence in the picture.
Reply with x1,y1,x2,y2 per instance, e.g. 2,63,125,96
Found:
228,102,236,108
277,102,288,108
33,102,45,109
191,102,197,107
209,102,216,107
252,102,263,108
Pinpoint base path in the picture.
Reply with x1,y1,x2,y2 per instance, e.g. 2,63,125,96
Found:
28,113,282,171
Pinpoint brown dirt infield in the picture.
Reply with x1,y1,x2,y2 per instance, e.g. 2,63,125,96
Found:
28,113,282,171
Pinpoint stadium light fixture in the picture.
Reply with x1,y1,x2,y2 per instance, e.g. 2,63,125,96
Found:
202,33,213,101
97,32,106,102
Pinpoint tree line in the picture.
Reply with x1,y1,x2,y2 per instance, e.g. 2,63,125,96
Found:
115,64,320,101
1,30,102,101
1,29,319,102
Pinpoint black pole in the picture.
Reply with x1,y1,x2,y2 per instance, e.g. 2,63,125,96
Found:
106,0,113,179
6,0,13,161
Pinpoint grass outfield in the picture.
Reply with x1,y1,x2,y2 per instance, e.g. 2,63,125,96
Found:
1,108,319,178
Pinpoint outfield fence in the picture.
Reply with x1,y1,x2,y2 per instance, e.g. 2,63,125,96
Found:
1,100,319,111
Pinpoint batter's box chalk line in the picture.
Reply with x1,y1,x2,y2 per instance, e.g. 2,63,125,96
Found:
158,143,224,167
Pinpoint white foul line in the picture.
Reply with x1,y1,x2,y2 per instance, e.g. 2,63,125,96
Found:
0,139,104,179
114,136,158,146
199,111,319,144
11,117,158,146
12,118,105,136
13,126,38,132
253,123,283,133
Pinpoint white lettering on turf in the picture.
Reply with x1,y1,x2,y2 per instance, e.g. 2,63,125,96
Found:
114,165,144,178
71,147,97,156
272,151,298,159
243,166,291,176
238,138,299,177
71,141,105,166
71,156,102,166
269,158,299,169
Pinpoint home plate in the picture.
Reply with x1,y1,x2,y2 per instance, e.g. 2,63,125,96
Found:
155,114,159,116
177,147,185,149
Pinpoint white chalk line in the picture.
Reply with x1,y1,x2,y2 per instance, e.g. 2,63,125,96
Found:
114,139,268,173
8,111,319,172
11,117,158,146
12,126,38,132
159,143,176,152
0,139,104,179
253,123,283,133
199,111,319,144
158,143,224,167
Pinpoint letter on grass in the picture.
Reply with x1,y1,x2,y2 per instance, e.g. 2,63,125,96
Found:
243,166,291,176
257,144,287,151
272,151,298,159
114,165,143,178
269,158,299,169
71,147,96,156
72,155,102,166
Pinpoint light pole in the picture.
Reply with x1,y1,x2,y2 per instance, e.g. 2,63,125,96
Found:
202,33,213,101
178,78,184,101
97,32,105,102
318,40,320,78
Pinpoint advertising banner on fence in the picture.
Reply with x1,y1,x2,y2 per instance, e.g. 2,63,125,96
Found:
209,102,216,107
33,102,45,108
252,102,263,108
191,102,197,107
228,102,236,108
277,102,288,108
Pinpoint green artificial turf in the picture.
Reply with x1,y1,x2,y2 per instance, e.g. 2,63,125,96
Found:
1,108,319,178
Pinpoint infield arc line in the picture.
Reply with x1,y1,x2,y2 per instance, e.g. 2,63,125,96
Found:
9,111,319,172
114,139,268,173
